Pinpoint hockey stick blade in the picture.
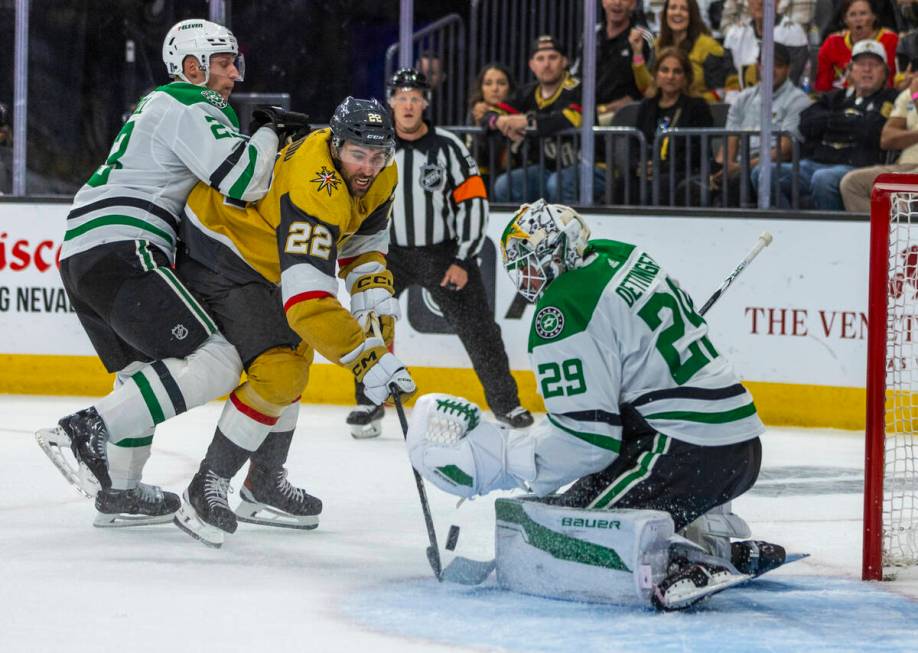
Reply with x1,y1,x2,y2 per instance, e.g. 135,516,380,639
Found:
440,556,497,585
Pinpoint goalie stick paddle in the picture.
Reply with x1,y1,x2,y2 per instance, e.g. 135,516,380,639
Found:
390,384,444,581
698,231,773,316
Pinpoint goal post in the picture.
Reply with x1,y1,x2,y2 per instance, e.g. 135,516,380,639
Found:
864,174,918,580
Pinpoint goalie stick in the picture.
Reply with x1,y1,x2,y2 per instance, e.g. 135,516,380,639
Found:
698,231,773,316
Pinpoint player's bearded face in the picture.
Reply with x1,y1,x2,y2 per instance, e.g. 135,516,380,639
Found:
337,142,389,196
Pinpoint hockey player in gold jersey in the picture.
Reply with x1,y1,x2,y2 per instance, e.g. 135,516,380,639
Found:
173,97,415,547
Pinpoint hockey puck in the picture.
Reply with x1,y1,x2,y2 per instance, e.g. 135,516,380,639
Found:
445,524,460,551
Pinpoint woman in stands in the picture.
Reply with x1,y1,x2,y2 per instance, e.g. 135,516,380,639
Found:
816,0,898,92
632,0,737,103
468,63,516,187
633,47,713,206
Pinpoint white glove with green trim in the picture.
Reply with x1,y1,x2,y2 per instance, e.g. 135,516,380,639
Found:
406,393,536,498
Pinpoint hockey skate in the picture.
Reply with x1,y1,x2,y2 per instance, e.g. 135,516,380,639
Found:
235,465,322,529
730,540,788,577
495,406,534,429
93,483,181,527
35,408,111,498
347,404,384,439
652,558,750,611
173,467,237,548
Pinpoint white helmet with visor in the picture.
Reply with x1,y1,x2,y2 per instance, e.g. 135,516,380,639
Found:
162,19,244,84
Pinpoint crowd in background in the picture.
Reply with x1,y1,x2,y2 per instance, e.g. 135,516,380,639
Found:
458,0,918,211
6,0,918,212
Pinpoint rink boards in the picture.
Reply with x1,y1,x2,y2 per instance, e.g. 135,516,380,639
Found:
0,199,870,428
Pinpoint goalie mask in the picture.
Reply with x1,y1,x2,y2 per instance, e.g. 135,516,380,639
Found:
500,200,591,303
162,19,244,84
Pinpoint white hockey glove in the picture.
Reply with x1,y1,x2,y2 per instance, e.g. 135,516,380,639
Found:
360,349,416,406
406,393,537,498
347,262,401,331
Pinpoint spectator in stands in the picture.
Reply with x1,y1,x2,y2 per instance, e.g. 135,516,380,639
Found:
633,47,714,205
416,51,446,91
634,0,738,103
573,0,655,125
722,0,809,89
690,44,810,206
483,35,586,203
468,63,516,185
839,63,918,211
757,40,896,209
816,0,899,92
895,1,918,90
720,0,816,30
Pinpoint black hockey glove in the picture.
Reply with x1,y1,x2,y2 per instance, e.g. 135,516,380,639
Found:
250,105,311,142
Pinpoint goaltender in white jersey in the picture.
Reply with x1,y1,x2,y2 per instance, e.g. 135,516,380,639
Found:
36,19,304,529
407,200,786,610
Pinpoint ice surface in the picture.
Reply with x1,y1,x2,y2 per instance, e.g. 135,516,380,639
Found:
1,396,917,652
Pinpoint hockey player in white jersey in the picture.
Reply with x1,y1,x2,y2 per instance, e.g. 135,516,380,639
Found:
35,19,305,527
407,200,785,609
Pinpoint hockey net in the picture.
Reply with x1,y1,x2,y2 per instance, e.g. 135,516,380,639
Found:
864,174,918,580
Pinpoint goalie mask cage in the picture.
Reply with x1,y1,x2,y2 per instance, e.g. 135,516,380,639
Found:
864,174,918,580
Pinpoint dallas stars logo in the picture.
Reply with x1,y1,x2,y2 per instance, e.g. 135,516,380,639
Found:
200,89,227,109
535,306,564,339
311,166,341,196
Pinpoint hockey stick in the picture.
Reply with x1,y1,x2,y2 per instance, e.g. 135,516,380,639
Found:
698,232,773,317
390,384,444,581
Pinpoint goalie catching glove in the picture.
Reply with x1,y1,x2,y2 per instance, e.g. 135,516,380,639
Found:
343,335,415,405
250,105,311,142
407,393,536,498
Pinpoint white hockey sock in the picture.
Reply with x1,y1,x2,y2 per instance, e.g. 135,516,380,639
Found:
107,432,153,491
95,335,242,443
216,389,293,453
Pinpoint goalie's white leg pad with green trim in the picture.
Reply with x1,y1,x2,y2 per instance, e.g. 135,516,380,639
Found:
495,497,674,606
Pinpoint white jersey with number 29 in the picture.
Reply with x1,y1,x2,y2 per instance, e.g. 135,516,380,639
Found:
522,239,764,496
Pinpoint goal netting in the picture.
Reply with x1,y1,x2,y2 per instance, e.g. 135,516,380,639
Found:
864,174,918,580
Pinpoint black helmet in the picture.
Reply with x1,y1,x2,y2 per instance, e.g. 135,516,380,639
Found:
329,96,395,150
386,68,430,100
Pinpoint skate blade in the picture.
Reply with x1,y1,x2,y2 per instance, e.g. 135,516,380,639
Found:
655,572,751,611
35,427,99,499
235,500,319,530
93,512,176,528
349,422,382,439
173,504,225,548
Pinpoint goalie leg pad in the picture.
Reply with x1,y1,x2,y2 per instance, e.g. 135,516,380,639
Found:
494,497,674,606
679,501,751,560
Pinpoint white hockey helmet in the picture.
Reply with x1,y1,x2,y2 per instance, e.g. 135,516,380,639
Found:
500,199,591,302
162,19,244,84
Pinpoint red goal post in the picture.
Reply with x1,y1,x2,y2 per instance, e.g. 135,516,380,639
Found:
864,174,918,580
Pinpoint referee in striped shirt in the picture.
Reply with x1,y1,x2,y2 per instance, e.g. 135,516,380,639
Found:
346,68,533,438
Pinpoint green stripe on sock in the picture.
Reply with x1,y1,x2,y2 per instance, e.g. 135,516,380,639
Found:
156,266,218,333
547,414,621,452
228,144,258,200
132,371,166,425
645,403,757,425
112,436,154,448
65,215,174,245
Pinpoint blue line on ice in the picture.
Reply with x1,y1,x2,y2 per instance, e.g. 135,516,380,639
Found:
343,576,918,653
